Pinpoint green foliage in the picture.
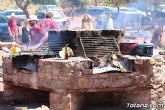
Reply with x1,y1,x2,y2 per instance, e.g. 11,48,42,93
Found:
32,0,56,5
80,0,93,5
0,0,16,9
32,0,46,4
56,0,62,6
103,0,129,6
65,0,81,6
146,0,161,9
103,0,111,5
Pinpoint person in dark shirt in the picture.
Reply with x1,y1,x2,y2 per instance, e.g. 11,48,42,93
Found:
151,25,162,48
95,15,103,29
21,19,30,45
63,20,70,30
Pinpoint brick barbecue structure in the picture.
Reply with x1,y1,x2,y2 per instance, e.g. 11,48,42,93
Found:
2,30,165,110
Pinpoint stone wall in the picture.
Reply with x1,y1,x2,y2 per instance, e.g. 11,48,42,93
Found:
2,56,165,110
3,81,49,103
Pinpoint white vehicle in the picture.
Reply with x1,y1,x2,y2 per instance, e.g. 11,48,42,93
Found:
1,9,26,22
36,5,61,13
120,7,146,16
110,9,142,30
86,6,117,18
36,11,69,29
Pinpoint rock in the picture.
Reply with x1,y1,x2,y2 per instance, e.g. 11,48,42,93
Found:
134,59,143,64
36,105,50,110
15,107,28,110
41,105,49,110
36,107,42,110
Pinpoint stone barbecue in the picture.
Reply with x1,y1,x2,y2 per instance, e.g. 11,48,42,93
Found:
2,30,165,110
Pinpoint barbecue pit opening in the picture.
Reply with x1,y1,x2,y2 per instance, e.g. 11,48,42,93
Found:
80,92,126,110
79,90,151,110
4,82,50,109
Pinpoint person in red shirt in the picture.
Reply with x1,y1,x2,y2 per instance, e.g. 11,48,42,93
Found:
28,15,48,49
8,13,18,42
40,12,60,32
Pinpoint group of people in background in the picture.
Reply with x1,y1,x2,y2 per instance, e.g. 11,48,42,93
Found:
81,13,114,30
8,12,60,49
7,10,163,50
81,12,165,49
7,11,114,49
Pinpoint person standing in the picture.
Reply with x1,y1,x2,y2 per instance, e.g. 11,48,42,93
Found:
21,19,30,46
102,13,114,30
8,13,18,42
81,14,95,30
107,13,114,29
28,15,48,49
151,25,162,48
95,15,103,29
40,12,60,31
63,20,70,30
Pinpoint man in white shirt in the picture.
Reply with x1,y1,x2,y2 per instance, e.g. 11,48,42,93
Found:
107,14,114,30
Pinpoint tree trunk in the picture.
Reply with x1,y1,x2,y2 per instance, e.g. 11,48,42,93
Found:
22,7,30,18
15,0,30,18
95,0,97,6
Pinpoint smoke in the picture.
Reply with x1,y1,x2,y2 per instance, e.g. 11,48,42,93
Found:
127,0,147,11
122,0,165,47
126,0,165,27
127,0,163,12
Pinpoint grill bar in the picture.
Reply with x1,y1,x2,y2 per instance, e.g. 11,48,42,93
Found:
80,36,120,57
40,31,121,58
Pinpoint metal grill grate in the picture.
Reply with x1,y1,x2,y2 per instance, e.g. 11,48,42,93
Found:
39,42,49,51
80,36,120,58
38,42,68,56
39,31,122,57
48,42,67,52
47,31,69,55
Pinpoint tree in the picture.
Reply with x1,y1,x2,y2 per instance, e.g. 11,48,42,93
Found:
111,0,122,11
15,0,31,18
148,0,161,9
32,0,56,5
48,0,56,4
108,0,129,10
107,0,125,28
